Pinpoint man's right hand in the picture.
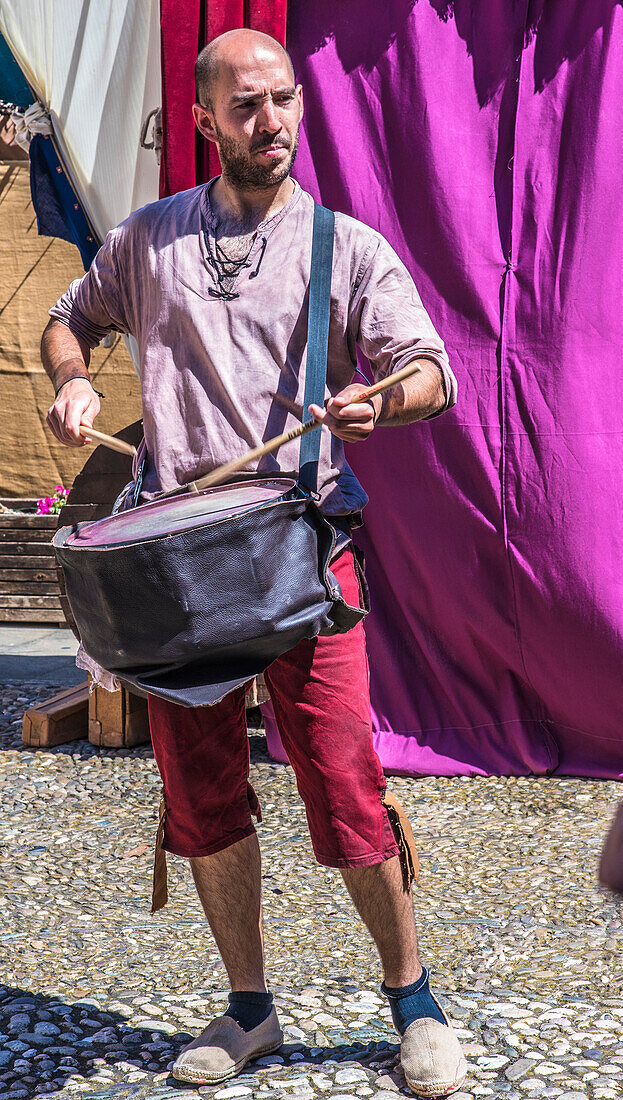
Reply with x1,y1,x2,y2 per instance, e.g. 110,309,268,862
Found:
47,378,101,447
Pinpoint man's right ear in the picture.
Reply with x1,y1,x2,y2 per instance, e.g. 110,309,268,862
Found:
192,103,217,143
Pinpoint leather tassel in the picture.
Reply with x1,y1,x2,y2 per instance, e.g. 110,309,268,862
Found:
151,793,169,915
381,789,420,892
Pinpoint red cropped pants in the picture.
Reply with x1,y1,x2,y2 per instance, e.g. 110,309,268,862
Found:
148,546,399,871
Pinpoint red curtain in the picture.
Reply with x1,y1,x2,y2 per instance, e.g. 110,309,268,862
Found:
159,1,288,197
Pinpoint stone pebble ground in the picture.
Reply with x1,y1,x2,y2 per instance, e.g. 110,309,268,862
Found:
0,681,622,1100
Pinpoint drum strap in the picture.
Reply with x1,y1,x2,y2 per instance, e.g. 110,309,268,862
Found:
128,204,334,507
299,203,335,493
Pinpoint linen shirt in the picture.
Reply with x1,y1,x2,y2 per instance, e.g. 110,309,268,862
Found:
50,180,457,515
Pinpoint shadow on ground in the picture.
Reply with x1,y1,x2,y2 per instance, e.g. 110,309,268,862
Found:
0,986,400,1098
0,659,82,686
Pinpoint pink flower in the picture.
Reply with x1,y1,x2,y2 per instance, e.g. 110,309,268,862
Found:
37,487,68,514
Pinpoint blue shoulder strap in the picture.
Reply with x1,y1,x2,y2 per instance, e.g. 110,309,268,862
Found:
299,203,335,492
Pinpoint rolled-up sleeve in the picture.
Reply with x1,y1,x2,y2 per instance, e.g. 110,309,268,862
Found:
348,234,457,417
49,228,130,349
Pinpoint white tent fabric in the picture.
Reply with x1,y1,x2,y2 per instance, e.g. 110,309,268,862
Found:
0,0,160,240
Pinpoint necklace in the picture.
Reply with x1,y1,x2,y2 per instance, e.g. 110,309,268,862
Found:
203,228,267,301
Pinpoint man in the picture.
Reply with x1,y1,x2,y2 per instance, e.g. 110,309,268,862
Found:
42,29,467,1097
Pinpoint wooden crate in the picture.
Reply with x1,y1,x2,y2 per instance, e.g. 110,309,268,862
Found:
0,502,64,624
22,680,151,751
22,682,89,747
88,682,151,748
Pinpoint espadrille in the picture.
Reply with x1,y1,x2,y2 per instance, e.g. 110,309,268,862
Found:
172,1008,283,1084
401,1003,467,1097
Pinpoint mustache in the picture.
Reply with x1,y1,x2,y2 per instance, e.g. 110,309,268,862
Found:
251,137,291,152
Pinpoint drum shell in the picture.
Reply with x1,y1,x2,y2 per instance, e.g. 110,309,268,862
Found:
54,491,339,705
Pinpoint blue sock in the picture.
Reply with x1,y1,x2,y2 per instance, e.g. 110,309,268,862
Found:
381,967,447,1033
224,990,274,1033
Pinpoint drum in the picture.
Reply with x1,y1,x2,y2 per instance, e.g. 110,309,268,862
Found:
64,479,293,547
53,476,366,707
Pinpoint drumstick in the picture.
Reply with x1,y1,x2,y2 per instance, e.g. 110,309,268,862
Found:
193,360,423,492
79,423,137,457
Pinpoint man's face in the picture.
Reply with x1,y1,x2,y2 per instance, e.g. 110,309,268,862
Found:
194,46,303,191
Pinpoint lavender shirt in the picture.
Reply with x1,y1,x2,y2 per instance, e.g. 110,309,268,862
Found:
50,180,456,514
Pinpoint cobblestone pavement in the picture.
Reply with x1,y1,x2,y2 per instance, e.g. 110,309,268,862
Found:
1,681,622,1100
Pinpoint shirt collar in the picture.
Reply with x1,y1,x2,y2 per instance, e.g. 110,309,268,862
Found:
201,176,302,235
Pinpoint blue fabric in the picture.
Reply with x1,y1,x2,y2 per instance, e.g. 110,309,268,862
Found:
0,33,32,109
382,967,446,1033
299,203,335,492
29,134,99,270
225,990,274,1033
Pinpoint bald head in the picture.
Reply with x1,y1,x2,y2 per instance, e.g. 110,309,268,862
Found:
195,28,295,110
192,29,302,193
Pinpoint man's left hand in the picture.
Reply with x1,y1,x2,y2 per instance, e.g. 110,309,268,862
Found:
308,384,378,443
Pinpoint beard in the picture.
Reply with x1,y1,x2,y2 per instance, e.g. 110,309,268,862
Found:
215,122,299,190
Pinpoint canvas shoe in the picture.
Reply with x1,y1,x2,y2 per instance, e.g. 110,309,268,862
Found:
172,1008,283,1084
400,1000,467,1097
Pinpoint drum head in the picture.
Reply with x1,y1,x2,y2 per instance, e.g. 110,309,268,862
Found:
64,478,297,548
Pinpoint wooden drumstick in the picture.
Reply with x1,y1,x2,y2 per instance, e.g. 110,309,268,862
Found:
79,423,137,457
193,360,423,492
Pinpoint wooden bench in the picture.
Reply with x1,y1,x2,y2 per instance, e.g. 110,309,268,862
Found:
0,501,64,623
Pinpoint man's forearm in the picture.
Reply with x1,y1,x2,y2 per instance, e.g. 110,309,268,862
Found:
43,319,101,447
371,357,446,426
41,319,92,393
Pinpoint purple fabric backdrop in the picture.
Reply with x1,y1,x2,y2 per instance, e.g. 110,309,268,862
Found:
286,1,623,777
